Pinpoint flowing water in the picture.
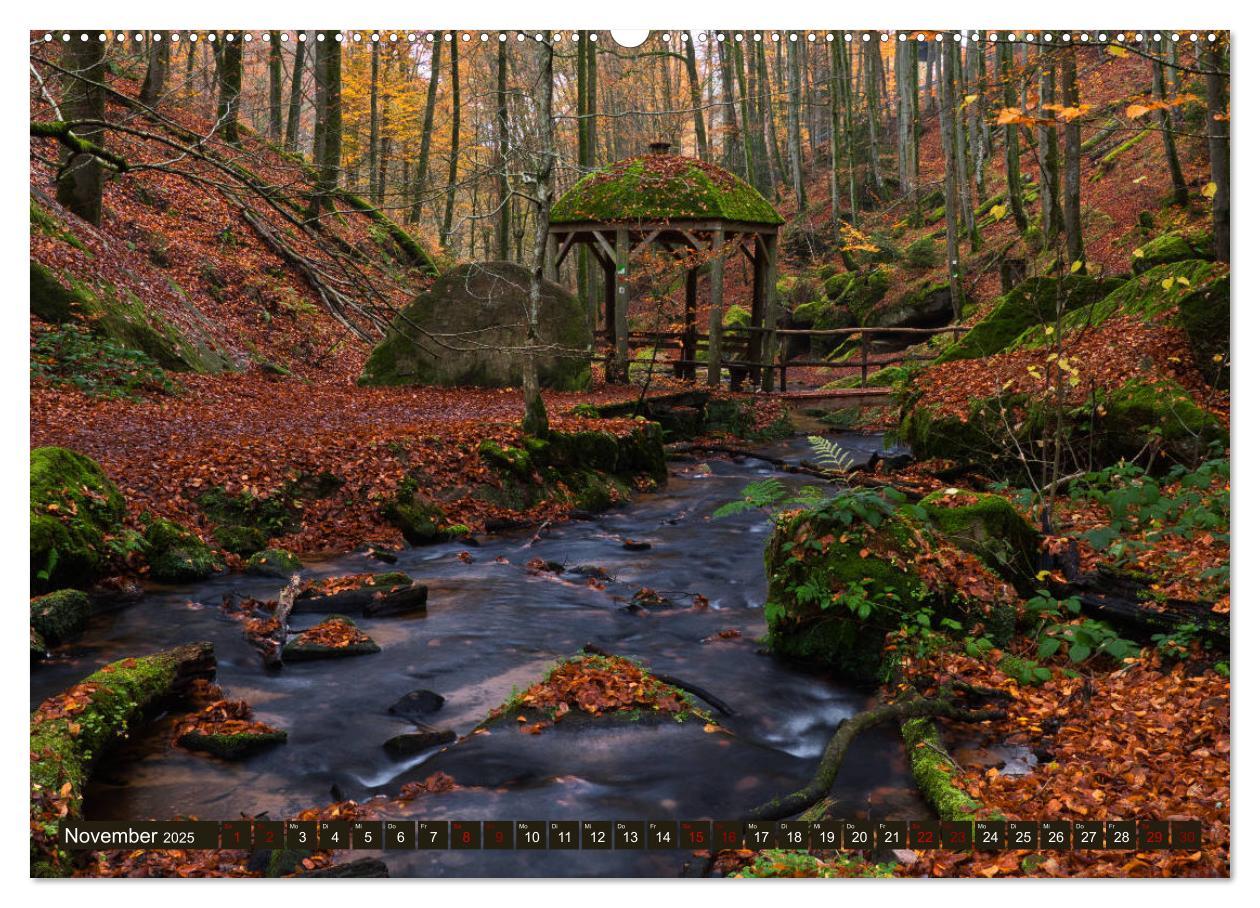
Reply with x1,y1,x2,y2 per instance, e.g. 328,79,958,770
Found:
31,434,926,877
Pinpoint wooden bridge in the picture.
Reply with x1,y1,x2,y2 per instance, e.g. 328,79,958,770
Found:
596,324,966,409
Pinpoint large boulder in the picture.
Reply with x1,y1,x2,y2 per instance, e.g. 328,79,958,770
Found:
936,273,1123,363
359,261,592,390
764,490,1024,680
1131,229,1213,275
30,447,126,593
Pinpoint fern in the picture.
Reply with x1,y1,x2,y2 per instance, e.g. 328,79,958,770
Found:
807,435,856,474
712,478,786,519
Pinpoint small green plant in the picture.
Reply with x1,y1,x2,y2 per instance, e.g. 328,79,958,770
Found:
1025,590,1139,664
712,478,826,519
807,435,857,474
1150,622,1202,661
30,324,179,400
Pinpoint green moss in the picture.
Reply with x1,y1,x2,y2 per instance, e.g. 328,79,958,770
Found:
919,490,1040,586
30,260,89,323
899,375,1223,476
902,718,987,821
551,154,783,225
1008,260,1222,350
1132,229,1213,274
30,446,126,593
245,547,303,577
1099,126,1153,167
904,236,941,270
823,365,910,390
732,851,895,878
831,266,892,324
478,438,536,477
31,626,47,658
723,305,751,327
383,478,447,545
178,729,287,759
142,516,222,583
1177,272,1230,386
30,590,91,647
30,199,88,253
938,274,1123,362
30,643,214,876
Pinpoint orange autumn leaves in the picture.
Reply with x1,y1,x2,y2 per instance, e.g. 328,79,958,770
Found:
491,654,695,734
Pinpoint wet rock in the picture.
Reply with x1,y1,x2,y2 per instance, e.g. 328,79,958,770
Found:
388,689,446,720
384,726,457,757
292,572,427,618
245,547,302,577
622,538,652,551
301,858,389,878
568,564,611,580
282,616,381,662
177,729,288,760
30,589,90,648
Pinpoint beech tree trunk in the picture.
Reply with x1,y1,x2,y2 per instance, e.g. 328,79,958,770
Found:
267,32,282,140
56,33,108,225
139,32,169,108
284,34,306,152
216,32,243,145
408,33,441,223
1204,37,1230,262
523,33,555,438
1153,44,1188,207
441,37,461,250
786,35,806,211
368,41,380,203
684,32,709,162
939,43,963,318
307,31,342,219
1062,46,1085,265
1000,41,1028,233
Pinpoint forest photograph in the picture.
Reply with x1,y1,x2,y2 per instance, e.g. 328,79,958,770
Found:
25,22,1230,883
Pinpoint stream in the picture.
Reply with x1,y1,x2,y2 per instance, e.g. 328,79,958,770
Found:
30,433,927,877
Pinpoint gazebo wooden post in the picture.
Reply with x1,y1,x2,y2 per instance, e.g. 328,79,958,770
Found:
683,268,698,381
706,226,725,388
748,235,765,388
613,228,631,382
602,257,616,381
760,232,780,392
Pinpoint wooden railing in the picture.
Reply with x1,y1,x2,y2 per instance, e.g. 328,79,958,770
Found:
595,324,968,392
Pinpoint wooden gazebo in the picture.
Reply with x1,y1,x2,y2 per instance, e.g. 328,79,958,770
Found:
548,143,784,390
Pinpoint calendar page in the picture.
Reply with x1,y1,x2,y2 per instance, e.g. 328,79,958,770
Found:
25,14,1230,885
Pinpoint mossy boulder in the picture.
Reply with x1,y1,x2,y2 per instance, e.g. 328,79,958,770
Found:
245,547,303,577
723,305,751,327
823,267,892,323
30,261,233,373
1177,273,1230,387
30,642,216,876
383,479,448,544
178,729,288,759
359,261,592,390
919,490,1040,587
551,153,783,225
868,280,954,330
937,274,1124,362
899,377,1225,475
142,516,222,583
30,589,91,647
31,446,126,593
764,492,1019,681
1132,229,1213,274
282,616,381,662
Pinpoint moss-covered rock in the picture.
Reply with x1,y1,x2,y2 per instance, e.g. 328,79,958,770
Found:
919,490,1040,588
282,616,381,661
30,261,234,373
1177,273,1230,387
937,274,1124,362
764,492,1019,681
868,280,953,330
359,261,591,390
898,377,1225,474
30,589,91,647
551,153,783,225
383,478,448,544
177,729,288,759
30,642,216,876
1132,229,1213,274
30,446,126,593
245,547,303,577
723,305,751,327
142,516,222,583
824,266,892,324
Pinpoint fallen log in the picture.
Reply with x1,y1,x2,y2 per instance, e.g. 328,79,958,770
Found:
1051,567,1228,642
30,642,216,876
744,692,1004,821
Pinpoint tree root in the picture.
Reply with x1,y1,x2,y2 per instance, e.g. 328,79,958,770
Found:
744,693,1004,820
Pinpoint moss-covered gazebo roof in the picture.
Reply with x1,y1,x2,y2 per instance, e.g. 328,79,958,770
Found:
551,153,784,226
